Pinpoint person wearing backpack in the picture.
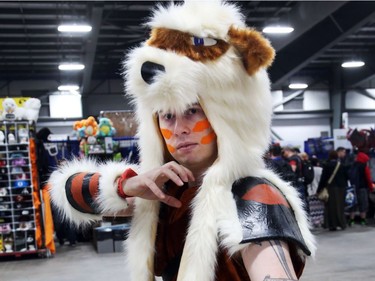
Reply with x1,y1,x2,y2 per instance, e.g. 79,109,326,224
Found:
348,151,375,226
317,150,349,231
266,144,296,183
282,147,309,213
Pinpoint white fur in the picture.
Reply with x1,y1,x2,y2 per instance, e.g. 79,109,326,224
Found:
49,158,138,226
122,1,316,280
49,0,315,280
97,161,139,214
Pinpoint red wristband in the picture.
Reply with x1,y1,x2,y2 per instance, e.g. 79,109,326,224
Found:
117,168,138,199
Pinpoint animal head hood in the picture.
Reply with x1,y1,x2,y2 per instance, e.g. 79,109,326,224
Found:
123,0,275,179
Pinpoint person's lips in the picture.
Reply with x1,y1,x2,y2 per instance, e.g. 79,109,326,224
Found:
176,142,197,151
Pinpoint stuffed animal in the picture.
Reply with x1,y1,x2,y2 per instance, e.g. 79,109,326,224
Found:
77,116,98,144
1,98,21,120
97,117,116,137
19,98,41,124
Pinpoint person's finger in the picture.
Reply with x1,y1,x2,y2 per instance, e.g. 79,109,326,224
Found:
162,195,182,208
166,162,195,183
144,179,166,200
160,167,184,186
144,179,181,208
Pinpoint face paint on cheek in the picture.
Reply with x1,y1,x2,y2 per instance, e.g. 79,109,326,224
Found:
192,119,210,132
160,128,173,140
201,131,217,144
166,144,176,153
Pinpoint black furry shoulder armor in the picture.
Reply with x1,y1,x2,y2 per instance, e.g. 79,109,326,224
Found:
232,177,311,255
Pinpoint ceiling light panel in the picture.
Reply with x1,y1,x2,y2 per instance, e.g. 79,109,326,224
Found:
263,26,294,34
341,61,365,68
58,63,85,71
58,25,92,33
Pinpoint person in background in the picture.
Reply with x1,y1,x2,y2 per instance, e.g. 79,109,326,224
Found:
348,151,375,226
317,150,348,231
282,147,308,212
266,144,296,183
307,157,324,228
336,147,347,163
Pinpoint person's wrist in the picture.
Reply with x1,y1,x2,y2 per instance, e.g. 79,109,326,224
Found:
117,168,138,200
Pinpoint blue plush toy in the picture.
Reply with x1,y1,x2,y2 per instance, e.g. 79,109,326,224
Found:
97,117,116,137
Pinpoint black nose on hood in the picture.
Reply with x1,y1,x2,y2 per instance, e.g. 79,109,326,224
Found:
141,61,165,84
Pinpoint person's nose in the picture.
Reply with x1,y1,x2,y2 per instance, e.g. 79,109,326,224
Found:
173,116,190,136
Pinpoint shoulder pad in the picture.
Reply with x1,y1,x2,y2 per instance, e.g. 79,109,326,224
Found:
232,177,311,256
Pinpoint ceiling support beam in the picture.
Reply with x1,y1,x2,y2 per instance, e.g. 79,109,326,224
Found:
269,2,375,89
81,5,103,97
354,88,375,101
272,90,304,110
269,1,346,52
343,52,375,88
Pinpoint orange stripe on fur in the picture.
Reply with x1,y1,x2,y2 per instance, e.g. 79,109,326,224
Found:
228,26,275,76
89,173,100,199
192,119,210,132
147,28,230,62
71,173,92,212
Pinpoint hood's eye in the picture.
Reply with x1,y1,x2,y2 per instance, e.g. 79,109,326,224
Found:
191,36,217,46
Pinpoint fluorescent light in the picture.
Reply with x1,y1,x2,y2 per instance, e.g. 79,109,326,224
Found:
58,63,85,71
289,83,308,89
341,61,365,68
263,26,294,34
58,85,79,91
58,24,92,33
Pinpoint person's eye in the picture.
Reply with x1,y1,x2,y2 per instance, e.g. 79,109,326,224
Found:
163,113,174,120
191,36,217,46
186,108,199,115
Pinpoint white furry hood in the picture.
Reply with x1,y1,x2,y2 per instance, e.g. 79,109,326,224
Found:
120,1,314,281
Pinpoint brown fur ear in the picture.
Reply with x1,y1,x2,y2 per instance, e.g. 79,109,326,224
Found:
228,26,275,76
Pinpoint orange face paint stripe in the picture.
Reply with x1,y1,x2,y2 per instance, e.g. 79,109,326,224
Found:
192,119,210,132
167,144,176,153
201,131,217,144
160,128,173,140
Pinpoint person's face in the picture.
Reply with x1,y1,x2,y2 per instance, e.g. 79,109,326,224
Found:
338,150,346,159
158,104,218,172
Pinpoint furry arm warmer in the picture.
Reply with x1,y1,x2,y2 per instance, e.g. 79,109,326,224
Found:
48,158,139,226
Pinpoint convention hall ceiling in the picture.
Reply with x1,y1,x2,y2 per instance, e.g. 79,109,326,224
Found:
0,1,374,97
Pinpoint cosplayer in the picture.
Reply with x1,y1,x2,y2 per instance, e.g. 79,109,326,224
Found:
49,1,316,281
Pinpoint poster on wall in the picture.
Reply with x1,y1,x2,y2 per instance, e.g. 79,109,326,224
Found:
333,128,352,149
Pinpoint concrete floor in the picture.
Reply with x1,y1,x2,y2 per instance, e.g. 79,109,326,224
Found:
1,224,375,281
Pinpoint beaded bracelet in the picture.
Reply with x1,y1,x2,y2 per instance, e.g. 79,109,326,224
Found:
117,168,138,199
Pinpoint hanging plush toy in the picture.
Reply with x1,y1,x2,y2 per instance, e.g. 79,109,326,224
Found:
97,117,116,137
75,116,98,144
1,98,22,120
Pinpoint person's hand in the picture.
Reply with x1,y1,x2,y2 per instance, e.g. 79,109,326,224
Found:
122,161,195,208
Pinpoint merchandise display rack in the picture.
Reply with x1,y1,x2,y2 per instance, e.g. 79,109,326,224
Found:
0,120,48,258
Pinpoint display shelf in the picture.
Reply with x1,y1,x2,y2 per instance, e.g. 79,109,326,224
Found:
0,121,39,256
